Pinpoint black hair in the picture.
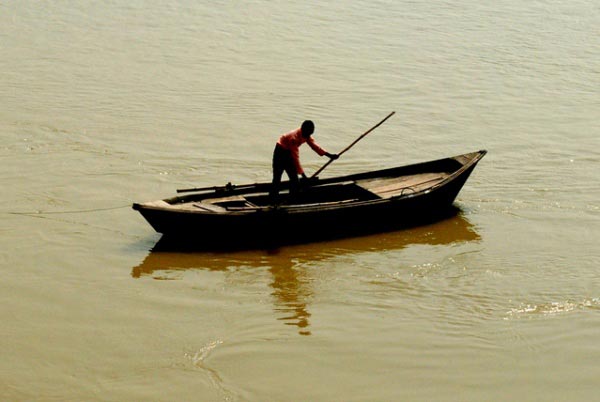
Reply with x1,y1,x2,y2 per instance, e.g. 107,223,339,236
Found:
301,120,315,137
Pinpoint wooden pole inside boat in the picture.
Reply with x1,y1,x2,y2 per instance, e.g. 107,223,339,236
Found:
310,111,395,179
177,182,264,194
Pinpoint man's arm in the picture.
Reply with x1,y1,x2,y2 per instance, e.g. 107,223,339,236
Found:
307,137,338,159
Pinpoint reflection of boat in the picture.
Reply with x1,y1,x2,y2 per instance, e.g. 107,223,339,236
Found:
132,151,486,249
131,209,480,335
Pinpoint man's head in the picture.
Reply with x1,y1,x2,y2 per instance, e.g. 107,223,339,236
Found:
301,120,315,138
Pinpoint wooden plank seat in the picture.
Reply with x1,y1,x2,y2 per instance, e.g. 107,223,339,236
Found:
356,172,449,198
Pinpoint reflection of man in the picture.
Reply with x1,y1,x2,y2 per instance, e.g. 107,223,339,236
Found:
270,120,338,202
270,265,312,336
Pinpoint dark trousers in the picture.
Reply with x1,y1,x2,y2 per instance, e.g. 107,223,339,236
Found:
270,144,299,201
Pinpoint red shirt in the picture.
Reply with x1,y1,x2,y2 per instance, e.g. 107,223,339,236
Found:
277,128,326,174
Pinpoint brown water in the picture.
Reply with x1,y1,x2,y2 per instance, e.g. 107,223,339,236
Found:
2,1,599,401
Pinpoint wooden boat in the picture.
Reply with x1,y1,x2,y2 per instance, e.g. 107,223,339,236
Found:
132,150,486,248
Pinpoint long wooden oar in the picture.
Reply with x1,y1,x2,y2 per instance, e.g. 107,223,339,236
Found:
310,111,395,179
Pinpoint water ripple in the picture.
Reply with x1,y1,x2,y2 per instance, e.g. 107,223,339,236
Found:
506,297,600,319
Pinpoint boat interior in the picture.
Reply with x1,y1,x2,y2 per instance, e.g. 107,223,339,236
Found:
180,170,453,212
133,150,486,227
139,151,487,213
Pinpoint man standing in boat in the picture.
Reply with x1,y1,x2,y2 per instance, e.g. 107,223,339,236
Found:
270,120,338,202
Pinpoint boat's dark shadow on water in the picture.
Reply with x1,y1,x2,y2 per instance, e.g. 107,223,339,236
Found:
131,206,481,335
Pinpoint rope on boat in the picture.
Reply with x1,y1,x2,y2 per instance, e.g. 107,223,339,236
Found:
5,204,131,216
4,204,146,239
